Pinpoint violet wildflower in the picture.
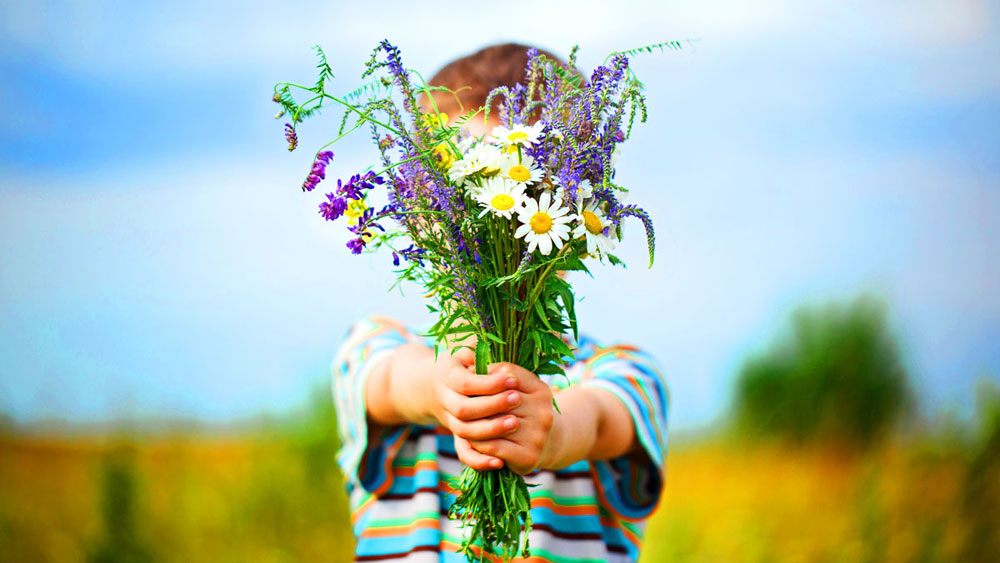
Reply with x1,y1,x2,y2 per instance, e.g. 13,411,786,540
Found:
346,237,365,254
319,193,347,221
400,245,425,266
613,204,656,266
336,171,384,201
302,151,335,192
284,123,298,152
391,244,425,267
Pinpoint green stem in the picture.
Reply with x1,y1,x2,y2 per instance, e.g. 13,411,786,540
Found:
278,82,402,135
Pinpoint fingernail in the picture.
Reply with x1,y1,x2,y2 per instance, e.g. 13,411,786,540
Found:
490,459,502,468
503,417,516,430
506,392,519,405
505,377,516,389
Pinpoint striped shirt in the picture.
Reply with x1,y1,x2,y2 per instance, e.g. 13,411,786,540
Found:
332,316,669,562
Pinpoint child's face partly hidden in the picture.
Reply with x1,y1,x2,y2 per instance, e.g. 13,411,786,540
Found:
418,95,499,138
460,114,499,138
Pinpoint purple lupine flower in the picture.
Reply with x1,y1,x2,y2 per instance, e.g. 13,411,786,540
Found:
516,248,532,271
346,237,365,254
347,208,375,235
335,171,384,200
302,152,334,192
613,129,625,143
318,193,347,221
612,203,656,266
390,245,426,268
284,123,297,151
377,40,419,116
401,245,425,267
302,173,322,192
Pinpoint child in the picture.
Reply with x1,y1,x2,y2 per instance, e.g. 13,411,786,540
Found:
333,44,669,563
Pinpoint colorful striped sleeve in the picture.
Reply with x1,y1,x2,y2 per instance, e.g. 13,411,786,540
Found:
578,344,670,521
332,316,419,494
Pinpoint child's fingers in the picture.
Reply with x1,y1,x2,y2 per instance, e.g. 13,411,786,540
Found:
451,347,475,367
487,362,546,392
468,438,538,475
444,388,521,421
447,365,516,396
454,436,503,471
447,412,519,441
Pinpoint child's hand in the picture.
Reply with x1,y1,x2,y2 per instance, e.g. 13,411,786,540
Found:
465,362,557,475
369,340,641,474
421,351,525,470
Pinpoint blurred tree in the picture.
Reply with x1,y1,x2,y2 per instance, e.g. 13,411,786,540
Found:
87,443,155,563
959,379,1000,562
732,296,912,448
293,383,342,492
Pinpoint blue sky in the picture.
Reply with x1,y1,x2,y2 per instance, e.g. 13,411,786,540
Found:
1,0,998,430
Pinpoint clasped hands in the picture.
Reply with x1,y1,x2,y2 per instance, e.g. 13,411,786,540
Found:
424,347,557,475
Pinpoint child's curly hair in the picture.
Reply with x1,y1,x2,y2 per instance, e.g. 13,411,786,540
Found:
423,43,570,123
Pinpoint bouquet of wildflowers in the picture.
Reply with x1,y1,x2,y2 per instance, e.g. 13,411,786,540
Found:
274,40,663,562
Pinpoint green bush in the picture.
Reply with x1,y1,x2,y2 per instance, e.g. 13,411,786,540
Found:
959,380,1000,561
88,444,155,563
732,296,912,448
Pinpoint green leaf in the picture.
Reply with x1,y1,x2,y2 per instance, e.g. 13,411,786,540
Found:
482,332,505,344
534,300,554,332
554,283,578,341
605,252,626,268
475,338,490,375
535,362,564,375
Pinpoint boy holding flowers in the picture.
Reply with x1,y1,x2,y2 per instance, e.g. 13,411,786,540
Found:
332,44,669,563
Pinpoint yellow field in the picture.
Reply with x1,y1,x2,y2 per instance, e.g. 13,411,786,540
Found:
0,434,986,562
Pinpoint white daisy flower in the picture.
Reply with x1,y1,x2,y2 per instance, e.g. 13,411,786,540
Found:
463,179,485,197
499,153,543,185
573,200,617,256
491,122,545,149
515,192,572,256
475,177,526,219
448,143,503,183
449,159,484,184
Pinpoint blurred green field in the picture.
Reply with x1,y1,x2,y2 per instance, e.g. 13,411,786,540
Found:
2,301,996,562
1,426,995,562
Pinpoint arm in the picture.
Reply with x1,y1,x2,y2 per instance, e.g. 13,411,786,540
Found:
364,342,443,427
545,385,641,467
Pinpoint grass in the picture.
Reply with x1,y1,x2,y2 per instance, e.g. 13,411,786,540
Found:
0,430,989,562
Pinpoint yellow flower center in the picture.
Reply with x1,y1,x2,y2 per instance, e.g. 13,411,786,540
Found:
345,199,367,219
508,165,531,183
530,212,553,234
582,210,603,235
508,131,529,143
490,194,515,211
